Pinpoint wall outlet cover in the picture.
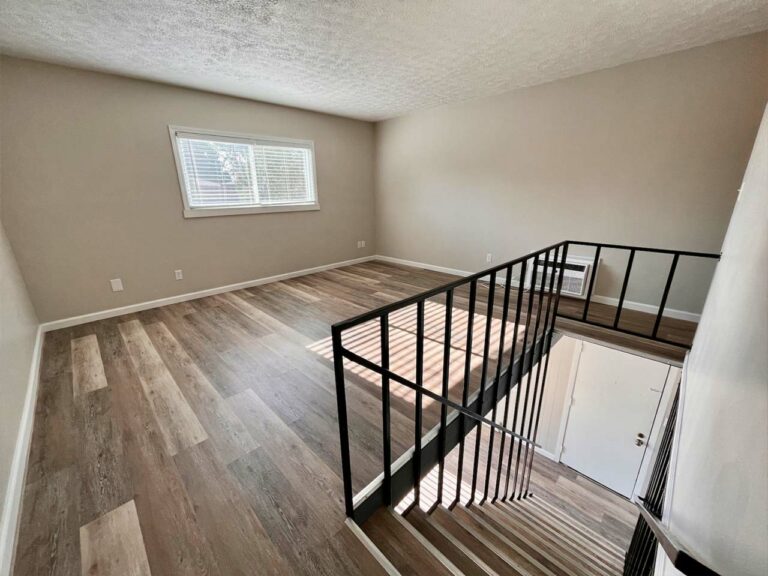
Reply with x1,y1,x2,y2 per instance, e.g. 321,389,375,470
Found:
110,278,124,292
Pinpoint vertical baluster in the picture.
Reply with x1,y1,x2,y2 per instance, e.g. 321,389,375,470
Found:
332,327,355,518
504,255,538,500
380,314,392,506
614,249,636,328
437,289,454,505
652,253,679,339
452,279,477,508
481,265,513,503
522,244,567,497
514,250,549,500
494,260,527,501
413,301,425,507
582,245,601,322
468,273,496,505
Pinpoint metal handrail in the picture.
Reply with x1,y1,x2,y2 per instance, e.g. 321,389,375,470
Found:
332,240,722,524
339,344,540,446
635,505,720,576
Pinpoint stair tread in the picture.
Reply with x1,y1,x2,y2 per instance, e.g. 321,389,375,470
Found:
363,508,453,576
406,507,496,576
472,501,621,576
431,505,531,576
506,498,625,563
450,504,559,576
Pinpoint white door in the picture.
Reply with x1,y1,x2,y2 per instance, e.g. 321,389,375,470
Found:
561,342,670,497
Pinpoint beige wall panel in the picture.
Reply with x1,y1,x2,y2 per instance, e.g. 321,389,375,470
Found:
0,57,376,322
375,33,768,314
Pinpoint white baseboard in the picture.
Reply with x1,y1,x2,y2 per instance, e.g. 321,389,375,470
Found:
591,295,701,323
40,255,376,332
536,448,560,463
0,326,44,576
373,255,473,279
38,253,700,333
374,255,702,322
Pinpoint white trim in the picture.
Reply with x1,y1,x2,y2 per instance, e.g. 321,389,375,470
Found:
168,125,320,219
591,295,701,323
0,326,44,576
40,256,375,332
535,448,561,463
182,203,319,219
553,339,584,462
373,255,702,322
373,255,473,279
631,366,681,503
344,518,401,576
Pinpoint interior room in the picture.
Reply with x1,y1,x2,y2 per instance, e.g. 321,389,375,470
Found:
1,2,766,575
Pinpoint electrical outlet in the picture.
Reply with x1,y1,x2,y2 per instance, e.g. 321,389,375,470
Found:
110,278,124,292
175,269,184,280
361,240,366,248
486,253,493,263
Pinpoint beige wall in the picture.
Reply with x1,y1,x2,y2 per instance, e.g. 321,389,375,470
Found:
375,32,768,314
0,57,376,322
0,57,39,569
659,106,767,576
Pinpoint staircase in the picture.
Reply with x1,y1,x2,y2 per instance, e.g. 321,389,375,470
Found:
363,495,625,576
332,241,722,576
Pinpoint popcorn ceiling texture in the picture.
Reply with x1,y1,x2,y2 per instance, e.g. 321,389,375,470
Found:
0,0,767,120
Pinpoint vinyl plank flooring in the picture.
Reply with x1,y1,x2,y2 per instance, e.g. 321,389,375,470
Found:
107,320,221,575
79,499,151,576
15,261,689,575
143,321,257,463
118,319,208,456
226,388,346,529
71,334,108,397
13,466,80,576
173,442,290,576
76,386,132,526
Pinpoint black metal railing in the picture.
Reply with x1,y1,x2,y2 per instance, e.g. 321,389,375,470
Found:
332,241,720,524
624,391,720,576
557,241,720,347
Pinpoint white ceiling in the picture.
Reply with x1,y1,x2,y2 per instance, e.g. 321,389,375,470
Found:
1,1,767,121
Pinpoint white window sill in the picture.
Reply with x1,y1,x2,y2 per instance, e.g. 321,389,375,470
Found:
183,203,320,218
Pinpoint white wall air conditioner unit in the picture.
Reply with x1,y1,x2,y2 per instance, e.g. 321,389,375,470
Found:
525,256,596,299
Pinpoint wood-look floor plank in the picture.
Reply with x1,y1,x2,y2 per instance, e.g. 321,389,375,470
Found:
143,321,257,463
71,334,108,397
152,305,249,398
227,388,346,533
173,442,290,576
80,499,151,576
118,319,208,456
13,466,80,576
76,386,132,526
23,372,77,489
98,319,222,576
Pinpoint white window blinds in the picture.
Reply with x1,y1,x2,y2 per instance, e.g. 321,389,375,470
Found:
171,128,317,216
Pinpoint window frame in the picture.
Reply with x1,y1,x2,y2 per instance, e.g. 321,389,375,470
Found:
168,125,320,218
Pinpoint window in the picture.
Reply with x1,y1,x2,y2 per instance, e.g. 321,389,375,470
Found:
169,126,318,217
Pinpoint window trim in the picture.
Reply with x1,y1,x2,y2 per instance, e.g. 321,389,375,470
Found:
168,125,320,218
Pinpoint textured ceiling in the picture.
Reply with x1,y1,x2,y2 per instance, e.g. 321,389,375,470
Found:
1,1,767,121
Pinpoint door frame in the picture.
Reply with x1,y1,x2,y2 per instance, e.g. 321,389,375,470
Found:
549,337,681,501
